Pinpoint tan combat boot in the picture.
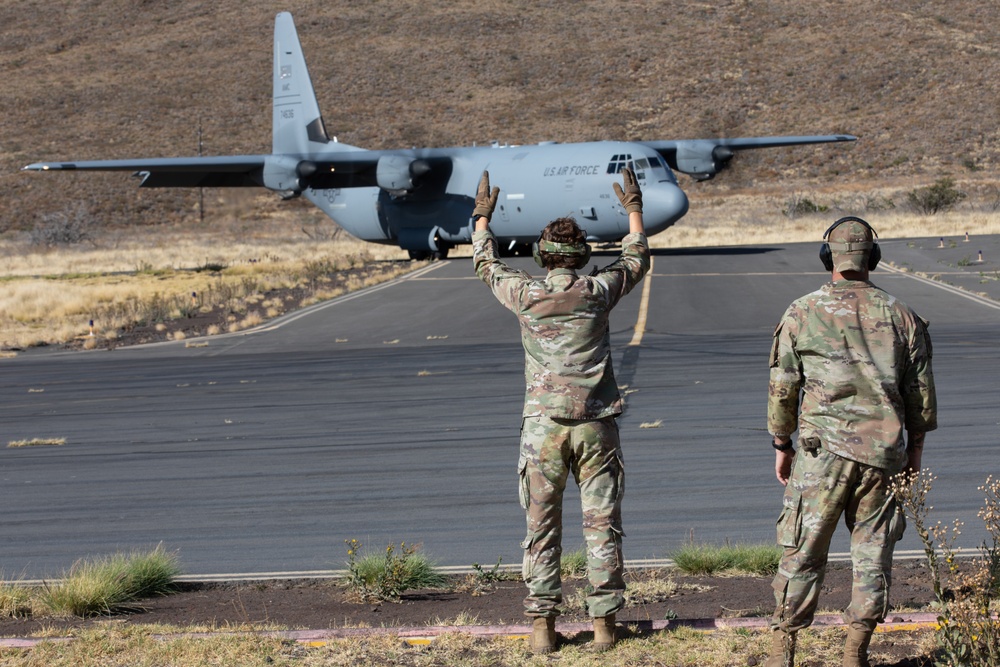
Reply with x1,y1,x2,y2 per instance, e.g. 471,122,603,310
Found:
842,627,873,667
764,628,796,667
531,617,556,654
593,614,616,651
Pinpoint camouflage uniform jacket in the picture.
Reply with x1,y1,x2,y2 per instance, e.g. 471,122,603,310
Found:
473,229,650,419
768,279,937,471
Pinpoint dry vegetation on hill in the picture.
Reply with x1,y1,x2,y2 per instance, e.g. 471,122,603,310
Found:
1,0,998,233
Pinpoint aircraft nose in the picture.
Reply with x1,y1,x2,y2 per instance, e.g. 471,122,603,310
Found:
641,181,689,235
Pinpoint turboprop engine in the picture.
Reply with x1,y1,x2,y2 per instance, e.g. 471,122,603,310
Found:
376,155,432,193
262,156,318,198
672,140,735,181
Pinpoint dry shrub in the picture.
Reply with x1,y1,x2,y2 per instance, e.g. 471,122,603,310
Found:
892,470,1000,666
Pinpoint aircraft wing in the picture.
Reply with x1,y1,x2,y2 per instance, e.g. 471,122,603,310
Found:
22,156,273,188
21,152,394,191
641,134,857,181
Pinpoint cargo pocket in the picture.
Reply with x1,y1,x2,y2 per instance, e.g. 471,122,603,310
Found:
775,495,803,548
520,533,536,580
517,456,530,511
609,525,624,570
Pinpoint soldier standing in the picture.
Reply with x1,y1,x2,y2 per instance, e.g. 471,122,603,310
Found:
764,217,937,667
471,169,650,654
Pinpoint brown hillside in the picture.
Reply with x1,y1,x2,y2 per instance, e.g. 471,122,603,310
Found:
1,0,997,231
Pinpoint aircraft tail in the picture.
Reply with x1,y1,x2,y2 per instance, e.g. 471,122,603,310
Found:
272,12,333,154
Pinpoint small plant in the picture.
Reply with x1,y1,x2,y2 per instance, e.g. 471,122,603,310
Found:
907,177,967,215
194,262,228,273
783,194,828,219
671,542,781,576
28,204,95,247
39,544,181,617
560,547,588,578
892,470,1000,666
302,258,340,284
465,556,507,594
459,556,512,596
961,157,980,172
343,539,447,603
624,569,679,606
0,578,34,618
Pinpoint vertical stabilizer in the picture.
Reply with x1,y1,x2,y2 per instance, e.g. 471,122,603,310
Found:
272,12,330,154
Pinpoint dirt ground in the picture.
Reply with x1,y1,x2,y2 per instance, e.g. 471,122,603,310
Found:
0,561,936,636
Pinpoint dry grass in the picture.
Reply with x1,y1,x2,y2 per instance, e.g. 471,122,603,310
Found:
0,624,934,666
0,579,34,619
652,180,1000,249
38,546,182,618
7,438,66,448
0,210,413,350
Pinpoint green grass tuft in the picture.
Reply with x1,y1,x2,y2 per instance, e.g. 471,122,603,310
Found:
344,540,447,602
39,544,182,617
671,542,782,576
560,547,588,578
0,578,34,618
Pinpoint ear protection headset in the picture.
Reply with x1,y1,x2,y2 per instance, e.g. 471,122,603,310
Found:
819,216,881,271
532,235,591,268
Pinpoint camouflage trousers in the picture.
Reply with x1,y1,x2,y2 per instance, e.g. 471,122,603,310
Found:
518,415,626,619
771,445,906,633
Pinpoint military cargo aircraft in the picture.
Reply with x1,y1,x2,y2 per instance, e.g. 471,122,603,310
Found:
23,12,855,260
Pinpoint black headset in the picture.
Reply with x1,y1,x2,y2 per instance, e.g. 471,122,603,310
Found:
819,216,881,271
532,235,591,268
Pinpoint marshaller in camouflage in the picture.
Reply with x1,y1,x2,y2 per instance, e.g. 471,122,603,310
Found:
472,169,649,653
764,217,937,667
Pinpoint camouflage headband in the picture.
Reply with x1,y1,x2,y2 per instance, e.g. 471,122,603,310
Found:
537,239,588,256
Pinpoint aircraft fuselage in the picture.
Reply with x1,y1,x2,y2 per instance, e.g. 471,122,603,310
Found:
306,141,688,256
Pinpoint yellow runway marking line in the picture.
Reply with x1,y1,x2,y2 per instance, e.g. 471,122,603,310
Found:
401,638,434,646
629,256,653,347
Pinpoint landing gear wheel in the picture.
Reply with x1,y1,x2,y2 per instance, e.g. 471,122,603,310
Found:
500,243,533,258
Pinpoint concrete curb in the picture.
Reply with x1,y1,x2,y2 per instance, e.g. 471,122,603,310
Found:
0,612,940,649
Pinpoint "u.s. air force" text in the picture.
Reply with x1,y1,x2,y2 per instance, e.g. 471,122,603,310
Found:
543,164,602,177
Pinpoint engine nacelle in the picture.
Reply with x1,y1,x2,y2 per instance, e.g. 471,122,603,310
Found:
376,155,431,192
672,140,736,181
263,156,317,195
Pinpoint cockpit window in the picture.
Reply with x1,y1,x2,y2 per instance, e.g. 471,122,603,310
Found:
607,153,666,178
606,154,633,175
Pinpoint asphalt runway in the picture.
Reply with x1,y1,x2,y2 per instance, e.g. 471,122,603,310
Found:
1,235,998,579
